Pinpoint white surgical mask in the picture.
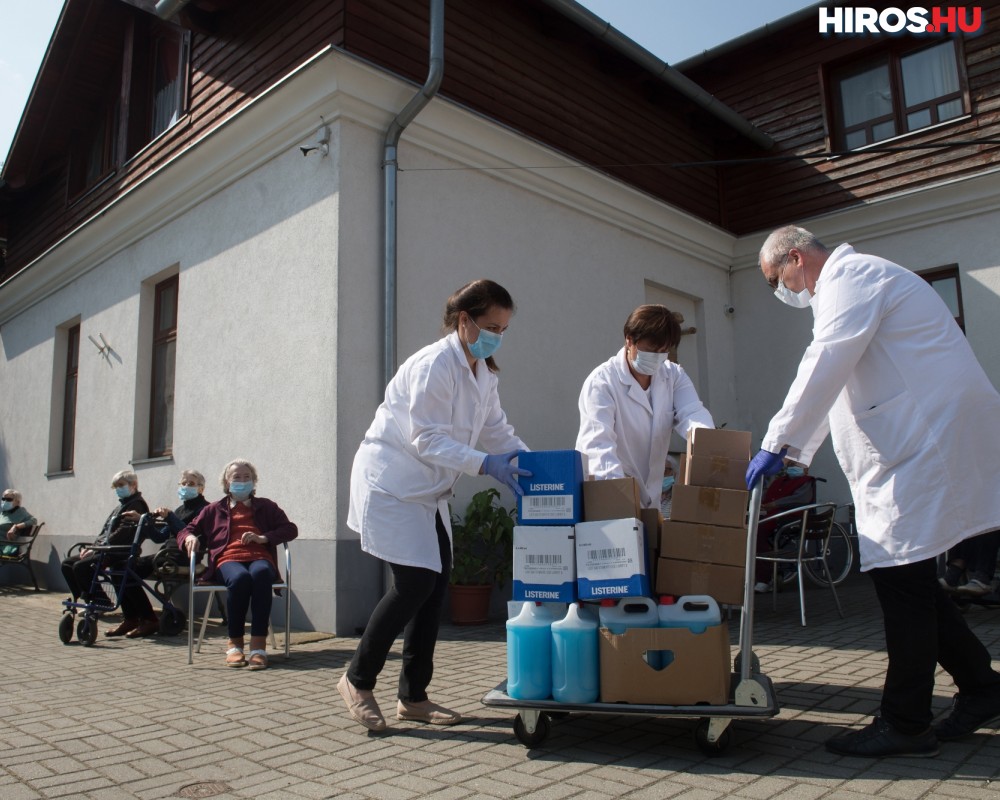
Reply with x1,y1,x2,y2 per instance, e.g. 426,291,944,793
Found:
774,278,812,309
631,349,669,375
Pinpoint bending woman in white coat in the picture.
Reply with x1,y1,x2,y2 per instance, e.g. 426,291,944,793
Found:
339,279,530,733
576,304,714,508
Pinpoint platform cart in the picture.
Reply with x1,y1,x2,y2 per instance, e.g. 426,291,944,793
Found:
482,478,778,755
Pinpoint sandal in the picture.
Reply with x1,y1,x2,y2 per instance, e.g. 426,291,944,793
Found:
225,647,247,667
247,649,268,671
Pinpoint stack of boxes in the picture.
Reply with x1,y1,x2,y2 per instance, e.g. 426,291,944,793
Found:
657,428,751,606
507,435,750,707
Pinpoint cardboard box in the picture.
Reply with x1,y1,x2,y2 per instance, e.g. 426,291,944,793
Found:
599,623,731,705
575,518,650,599
517,450,584,525
670,484,748,529
582,477,641,522
656,557,745,606
659,521,747,568
677,454,688,485
685,455,747,491
686,428,751,461
512,526,577,603
639,508,662,589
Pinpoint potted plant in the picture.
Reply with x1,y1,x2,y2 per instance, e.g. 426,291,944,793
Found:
449,487,516,625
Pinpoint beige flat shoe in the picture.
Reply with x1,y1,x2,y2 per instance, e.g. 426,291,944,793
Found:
247,649,269,671
396,698,462,725
338,673,386,732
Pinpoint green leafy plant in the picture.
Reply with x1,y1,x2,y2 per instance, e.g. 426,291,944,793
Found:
450,488,516,587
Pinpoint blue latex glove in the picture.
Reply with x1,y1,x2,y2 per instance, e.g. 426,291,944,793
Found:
745,448,788,489
482,451,532,496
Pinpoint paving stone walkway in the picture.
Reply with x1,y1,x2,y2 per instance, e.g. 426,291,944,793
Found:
1,574,998,799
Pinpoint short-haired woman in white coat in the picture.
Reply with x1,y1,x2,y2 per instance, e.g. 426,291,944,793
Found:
576,304,714,508
339,279,531,732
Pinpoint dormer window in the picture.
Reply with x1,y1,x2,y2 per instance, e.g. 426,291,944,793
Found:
830,39,967,150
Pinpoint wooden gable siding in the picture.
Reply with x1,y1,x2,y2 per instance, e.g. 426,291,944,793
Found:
341,0,725,227
684,1,1000,234
2,0,343,280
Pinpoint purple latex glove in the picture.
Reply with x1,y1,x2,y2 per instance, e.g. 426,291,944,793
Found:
482,451,532,495
745,448,788,489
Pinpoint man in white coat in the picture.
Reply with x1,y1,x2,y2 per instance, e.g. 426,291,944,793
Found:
746,226,1000,758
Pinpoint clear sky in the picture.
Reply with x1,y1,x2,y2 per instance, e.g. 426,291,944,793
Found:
0,0,816,166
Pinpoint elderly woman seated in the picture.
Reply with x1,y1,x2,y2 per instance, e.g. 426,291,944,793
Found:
2,489,38,555
178,459,297,669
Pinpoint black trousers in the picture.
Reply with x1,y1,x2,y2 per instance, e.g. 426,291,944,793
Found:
869,557,1000,733
347,513,452,702
118,556,156,621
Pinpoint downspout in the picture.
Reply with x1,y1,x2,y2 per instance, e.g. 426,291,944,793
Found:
153,0,194,20
383,0,445,387
536,0,774,150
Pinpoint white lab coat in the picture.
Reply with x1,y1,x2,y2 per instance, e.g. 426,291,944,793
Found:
762,244,1000,571
348,331,527,572
576,348,714,508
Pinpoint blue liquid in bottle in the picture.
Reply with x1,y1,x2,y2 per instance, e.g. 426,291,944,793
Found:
506,602,553,700
551,602,599,704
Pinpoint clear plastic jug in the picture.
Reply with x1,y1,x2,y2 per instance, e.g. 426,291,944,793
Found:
551,602,599,704
506,602,554,700
658,594,721,633
597,596,658,633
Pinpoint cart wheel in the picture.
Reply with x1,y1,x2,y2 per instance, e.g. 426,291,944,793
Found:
513,713,551,747
158,607,187,637
77,616,98,646
58,613,75,644
694,718,732,756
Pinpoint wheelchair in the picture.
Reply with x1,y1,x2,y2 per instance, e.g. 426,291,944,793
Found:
59,513,188,645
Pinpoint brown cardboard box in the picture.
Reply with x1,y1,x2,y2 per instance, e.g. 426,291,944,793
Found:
670,484,748,529
677,454,688,485
582,477,641,522
659,521,747,568
656,557,745,606
599,624,731,705
686,428,751,461
685,455,747,491
639,508,662,588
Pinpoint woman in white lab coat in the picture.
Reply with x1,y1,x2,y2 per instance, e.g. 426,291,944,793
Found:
576,304,714,508
339,279,530,733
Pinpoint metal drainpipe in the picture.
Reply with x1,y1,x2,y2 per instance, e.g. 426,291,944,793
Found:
383,0,445,388
153,0,193,20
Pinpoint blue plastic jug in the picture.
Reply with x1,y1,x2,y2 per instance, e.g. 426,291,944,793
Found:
551,602,599,704
598,596,658,633
506,602,554,700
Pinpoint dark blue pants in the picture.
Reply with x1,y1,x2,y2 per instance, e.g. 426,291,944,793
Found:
869,556,1000,733
216,559,277,640
348,513,452,702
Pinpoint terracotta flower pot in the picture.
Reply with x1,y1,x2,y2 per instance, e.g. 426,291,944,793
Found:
449,584,493,625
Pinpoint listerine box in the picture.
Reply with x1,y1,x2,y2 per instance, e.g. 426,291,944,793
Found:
575,517,650,599
512,525,577,603
516,450,584,525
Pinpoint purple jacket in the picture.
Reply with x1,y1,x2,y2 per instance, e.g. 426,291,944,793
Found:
178,496,298,581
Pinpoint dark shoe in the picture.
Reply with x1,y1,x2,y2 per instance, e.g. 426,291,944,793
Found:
125,618,159,638
104,618,140,637
939,564,963,593
934,689,1000,741
826,716,939,758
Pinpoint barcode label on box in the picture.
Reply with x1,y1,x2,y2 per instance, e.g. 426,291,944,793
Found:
521,494,574,520
526,554,563,564
587,547,626,560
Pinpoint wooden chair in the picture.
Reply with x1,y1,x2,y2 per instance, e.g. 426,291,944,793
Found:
755,503,844,626
0,522,44,591
187,543,292,664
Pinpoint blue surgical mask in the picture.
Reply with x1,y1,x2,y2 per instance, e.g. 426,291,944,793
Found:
115,485,132,500
661,476,675,492
466,317,503,360
631,349,669,376
178,485,200,501
774,278,812,309
229,481,253,501
1,500,13,512
785,466,805,477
